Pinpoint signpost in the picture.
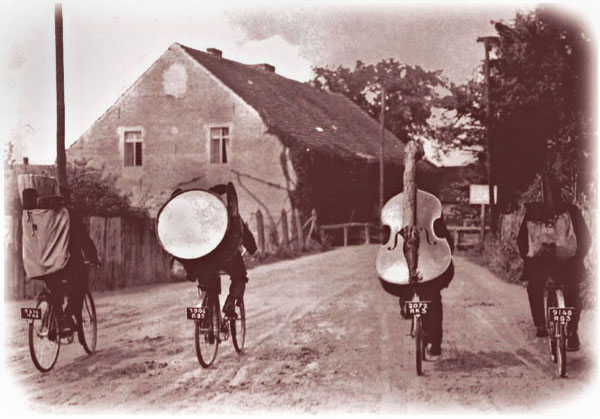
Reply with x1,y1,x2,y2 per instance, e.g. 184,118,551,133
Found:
469,184,497,250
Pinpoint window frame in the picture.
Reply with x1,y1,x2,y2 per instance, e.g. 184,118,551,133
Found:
206,124,232,165
118,126,144,168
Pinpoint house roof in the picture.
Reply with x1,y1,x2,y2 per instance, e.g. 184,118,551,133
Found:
177,44,404,163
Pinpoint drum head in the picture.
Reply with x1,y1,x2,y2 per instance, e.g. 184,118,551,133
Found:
156,190,229,260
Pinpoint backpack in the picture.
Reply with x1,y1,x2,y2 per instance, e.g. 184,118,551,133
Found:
18,174,71,280
22,207,71,279
526,210,578,261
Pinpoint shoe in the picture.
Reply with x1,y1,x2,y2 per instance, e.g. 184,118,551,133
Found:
61,315,75,334
426,344,442,359
222,296,237,319
536,326,549,338
567,332,580,352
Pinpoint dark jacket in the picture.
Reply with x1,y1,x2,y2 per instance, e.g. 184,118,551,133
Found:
517,203,590,263
517,203,590,282
67,208,99,267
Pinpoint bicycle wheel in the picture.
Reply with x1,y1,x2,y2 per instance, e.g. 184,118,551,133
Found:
28,295,61,373
555,289,567,378
78,291,97,354
195,295,219,367
415,317,423,376
556,323,567,377
231,299,246,354
544,288,557,363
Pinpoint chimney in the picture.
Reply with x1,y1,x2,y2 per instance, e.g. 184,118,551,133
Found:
206,48,222,58
23,157,29,166
253,63,276,73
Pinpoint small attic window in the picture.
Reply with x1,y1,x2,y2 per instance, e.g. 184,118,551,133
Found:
315,126,324,132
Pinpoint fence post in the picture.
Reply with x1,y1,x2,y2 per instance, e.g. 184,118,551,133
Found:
290,207,298,252
305,208,317,248
343,225,348,247
364,224,370,244
256,209,265,254
295,209,304,251
281,209,290,251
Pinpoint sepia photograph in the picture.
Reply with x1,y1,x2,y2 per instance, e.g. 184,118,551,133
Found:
1,0,597,415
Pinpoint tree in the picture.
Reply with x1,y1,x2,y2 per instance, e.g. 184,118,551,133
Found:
311,59,446,143
488,6,594,209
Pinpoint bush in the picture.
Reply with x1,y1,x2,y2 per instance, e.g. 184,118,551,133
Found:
67,160,133,216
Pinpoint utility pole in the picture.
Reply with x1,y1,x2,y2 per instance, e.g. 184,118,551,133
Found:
477,36,498,235
379,84,386,221
55,3,67,189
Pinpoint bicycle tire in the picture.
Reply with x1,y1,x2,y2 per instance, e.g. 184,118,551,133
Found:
195,295,219,367
415,317,423,376
555,289,567,378
78,290,97,354
29,295,61,373
544,288,557,363
556,323,567,377
231,299,246,354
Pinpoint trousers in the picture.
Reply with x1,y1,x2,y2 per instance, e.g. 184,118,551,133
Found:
380,263,454,350
523,258,582,333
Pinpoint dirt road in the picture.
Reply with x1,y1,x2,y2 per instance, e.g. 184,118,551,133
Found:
4,245,597,414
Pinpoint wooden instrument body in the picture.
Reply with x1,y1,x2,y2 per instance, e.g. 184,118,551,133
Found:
376,189,452,285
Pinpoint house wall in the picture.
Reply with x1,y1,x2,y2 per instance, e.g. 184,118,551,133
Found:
68,44,293,240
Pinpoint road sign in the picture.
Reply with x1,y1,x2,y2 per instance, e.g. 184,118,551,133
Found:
469,184,497,205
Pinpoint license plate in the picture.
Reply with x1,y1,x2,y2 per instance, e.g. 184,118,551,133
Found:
404,301,431,315
21,308,42,320
186,307,206,320
548,307,575,324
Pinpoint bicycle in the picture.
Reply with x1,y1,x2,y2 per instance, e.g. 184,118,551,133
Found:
186,274,246,368
21,263,98,373
543,277,573,378
403,287,431,376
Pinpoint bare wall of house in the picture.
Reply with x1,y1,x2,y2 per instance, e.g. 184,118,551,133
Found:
68,45,293,240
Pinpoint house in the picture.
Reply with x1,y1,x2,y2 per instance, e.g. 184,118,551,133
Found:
69,43,453,245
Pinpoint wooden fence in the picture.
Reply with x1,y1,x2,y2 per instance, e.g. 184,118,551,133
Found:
4,214,171,299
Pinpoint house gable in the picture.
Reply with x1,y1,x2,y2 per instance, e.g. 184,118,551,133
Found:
67,44,292,221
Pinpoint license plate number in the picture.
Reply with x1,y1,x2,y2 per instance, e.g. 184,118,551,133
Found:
404,301,430,315
186,307,206,320
548,307,574,324
21,308,42,320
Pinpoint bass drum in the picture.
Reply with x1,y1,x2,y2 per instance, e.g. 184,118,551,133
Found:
156,189,229,260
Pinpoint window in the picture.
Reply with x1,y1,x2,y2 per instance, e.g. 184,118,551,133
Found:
210,127,229,164
124,130,143,167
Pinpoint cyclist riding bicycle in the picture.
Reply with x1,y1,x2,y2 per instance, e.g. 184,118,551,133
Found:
380,215,455,358
54,187,101,333
517,173,590,351
173,183,257,318
21,183,100,334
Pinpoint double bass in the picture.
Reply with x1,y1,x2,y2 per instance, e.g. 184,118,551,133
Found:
376,140,452,285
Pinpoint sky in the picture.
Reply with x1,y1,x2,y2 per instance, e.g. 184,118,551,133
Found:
0,0,591,165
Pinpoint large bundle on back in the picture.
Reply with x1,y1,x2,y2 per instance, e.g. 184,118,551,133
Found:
18,175,71,280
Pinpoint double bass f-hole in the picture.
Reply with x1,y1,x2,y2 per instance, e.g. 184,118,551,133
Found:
419,227,436,246
388,227,436,250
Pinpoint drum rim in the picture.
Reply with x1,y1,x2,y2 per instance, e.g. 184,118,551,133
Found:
155,188,230,260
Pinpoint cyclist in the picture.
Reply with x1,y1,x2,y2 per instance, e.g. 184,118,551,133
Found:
517,173,590,351
380,216,454,359
58,187,101,333
175,183,257,318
